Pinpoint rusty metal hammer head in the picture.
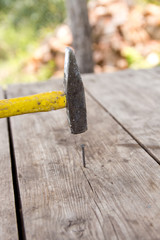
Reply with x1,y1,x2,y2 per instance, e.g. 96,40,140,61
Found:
64,47,87,134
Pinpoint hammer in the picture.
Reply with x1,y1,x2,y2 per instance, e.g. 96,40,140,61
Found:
0,47,87,134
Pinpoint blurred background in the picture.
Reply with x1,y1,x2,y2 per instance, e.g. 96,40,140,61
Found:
0,0,160,86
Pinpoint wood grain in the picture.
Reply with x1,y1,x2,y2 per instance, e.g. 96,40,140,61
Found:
84,67,160,163
7,77,160,239
0,88,18,240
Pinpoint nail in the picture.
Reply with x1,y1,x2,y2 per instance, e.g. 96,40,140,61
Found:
81,144,86,168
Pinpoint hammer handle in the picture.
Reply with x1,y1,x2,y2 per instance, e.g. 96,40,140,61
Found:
0,91,66,118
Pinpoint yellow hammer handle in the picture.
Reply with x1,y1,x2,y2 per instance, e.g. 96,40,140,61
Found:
0,91,66,118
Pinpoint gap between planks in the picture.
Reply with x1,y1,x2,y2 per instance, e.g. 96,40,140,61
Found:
83,68,160,167
5,91,26,240
0,88,18,240
86,89,160,166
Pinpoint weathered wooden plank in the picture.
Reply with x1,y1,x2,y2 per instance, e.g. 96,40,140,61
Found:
7,78,160,239
0,88,18,240
7,81,105,240
84,67,160,163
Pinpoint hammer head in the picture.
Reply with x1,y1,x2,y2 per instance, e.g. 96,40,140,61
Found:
64,47,87,134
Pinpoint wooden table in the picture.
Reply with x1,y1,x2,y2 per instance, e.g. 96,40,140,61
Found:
1,67,160,240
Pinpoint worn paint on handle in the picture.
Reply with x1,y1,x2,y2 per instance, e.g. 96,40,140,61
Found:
0,91,66,118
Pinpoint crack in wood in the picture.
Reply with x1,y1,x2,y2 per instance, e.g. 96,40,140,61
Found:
108,215,120,240
81,168,106,239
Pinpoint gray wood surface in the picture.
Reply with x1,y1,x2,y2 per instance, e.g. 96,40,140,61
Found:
84,67,160,164
7,77,160,239
0,88,18,240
